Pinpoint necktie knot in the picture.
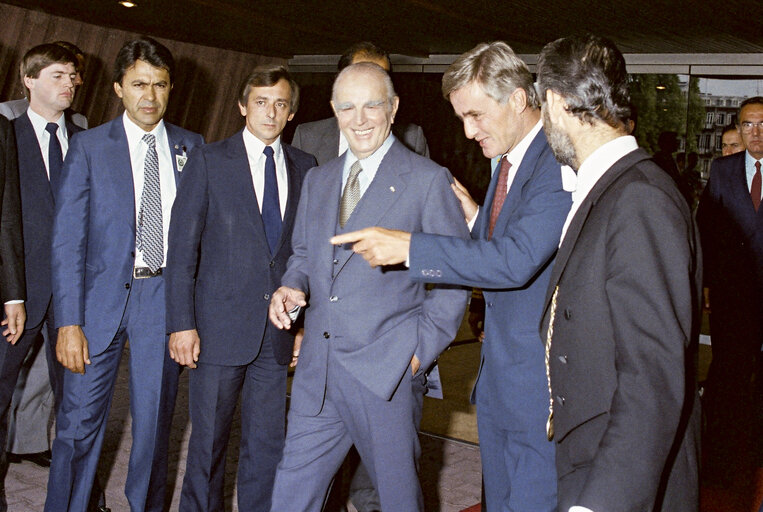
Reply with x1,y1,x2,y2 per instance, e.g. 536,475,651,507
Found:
349,160,363,179
45,122,58,136
263,146,274,158
142,132,156,149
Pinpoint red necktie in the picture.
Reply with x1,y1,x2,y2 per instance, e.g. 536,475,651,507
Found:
488,156,511,239
752,161,761,212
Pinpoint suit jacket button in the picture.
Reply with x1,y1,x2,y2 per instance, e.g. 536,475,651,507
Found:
333,259,339,265
269,260,275,268
564,308,572,320
329,295,338,302
556,395,565,405
558,355,568,364
130,251,135,257
487,302,493,308
323,331,330,339
124,283,130,289
263,293,270,300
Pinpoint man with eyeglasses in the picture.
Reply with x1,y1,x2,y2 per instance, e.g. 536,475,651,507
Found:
697,96,763,487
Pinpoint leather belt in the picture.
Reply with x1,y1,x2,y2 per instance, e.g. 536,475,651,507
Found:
133,267,163,279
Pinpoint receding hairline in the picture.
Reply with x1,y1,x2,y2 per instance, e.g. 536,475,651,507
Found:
332,62,397,103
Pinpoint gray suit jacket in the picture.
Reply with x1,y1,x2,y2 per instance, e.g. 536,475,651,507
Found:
0,99,88,130
282,138,468,416
291,116,428,165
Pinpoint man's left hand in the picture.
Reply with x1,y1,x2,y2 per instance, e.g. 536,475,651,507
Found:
2,303,26,344
330,227,411,267
410,354,421,376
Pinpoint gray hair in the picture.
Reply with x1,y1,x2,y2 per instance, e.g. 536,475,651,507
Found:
441,41,539,108
331,62,396,106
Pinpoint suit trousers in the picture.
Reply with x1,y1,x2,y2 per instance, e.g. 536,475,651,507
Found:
271,357,423,512
45,275,179,512
476,404,556,512
179,334,287,512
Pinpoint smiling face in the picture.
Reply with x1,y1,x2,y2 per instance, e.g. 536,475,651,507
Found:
114,59,172,132
448,80,524,159
238,78,295,145
24,62,76,121
331,67,399,160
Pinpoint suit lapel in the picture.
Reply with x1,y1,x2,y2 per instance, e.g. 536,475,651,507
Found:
226,131,270,251
277,145,302,256
108,117,137,232
542,148,650,317
16,114,55,209
165,123,190,186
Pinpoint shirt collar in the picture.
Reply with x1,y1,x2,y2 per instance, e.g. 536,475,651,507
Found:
572,135,639,202
502,120,542,168
122,111,167,148
746,149,762,170
242,128,282,159
27,107,66,138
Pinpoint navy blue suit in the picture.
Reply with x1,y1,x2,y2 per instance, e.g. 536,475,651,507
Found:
165,131,315,511
46,116,203,512
408,129,571,511
697,150,763,480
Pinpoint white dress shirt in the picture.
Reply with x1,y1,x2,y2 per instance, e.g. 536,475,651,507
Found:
338,130,349,159
123,112,176,268
559,135,639,245
745,150,763,202
242,129,289,219
27,107,69,178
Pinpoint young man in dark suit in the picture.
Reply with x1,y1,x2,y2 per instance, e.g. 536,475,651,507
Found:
165,65,316,512
537,34,701,511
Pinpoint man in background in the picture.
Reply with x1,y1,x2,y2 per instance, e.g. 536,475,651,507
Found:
721,123,745,156
166,65,315,512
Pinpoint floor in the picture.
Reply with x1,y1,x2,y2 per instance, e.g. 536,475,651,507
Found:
5,343,483,512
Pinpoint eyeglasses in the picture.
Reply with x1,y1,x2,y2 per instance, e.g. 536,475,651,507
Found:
740,121,763,132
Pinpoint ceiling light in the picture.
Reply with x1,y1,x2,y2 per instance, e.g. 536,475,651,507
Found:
656,85,666,90
119,0,137,7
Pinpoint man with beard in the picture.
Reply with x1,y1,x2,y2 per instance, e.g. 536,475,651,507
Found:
330,41,572,511
536,34,701,511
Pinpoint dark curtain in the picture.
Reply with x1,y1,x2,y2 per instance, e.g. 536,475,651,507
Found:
0,2,285,142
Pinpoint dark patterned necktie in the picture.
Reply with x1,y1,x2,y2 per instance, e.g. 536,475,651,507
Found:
752,161,761,212
488,156,511,239
262,146,282,253
45,122,63,193
137,133,163,272
339,160,362,228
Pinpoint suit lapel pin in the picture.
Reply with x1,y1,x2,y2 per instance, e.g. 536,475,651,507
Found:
389,186,395,192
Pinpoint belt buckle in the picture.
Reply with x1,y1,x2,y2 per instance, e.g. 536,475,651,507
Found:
133,267,162,279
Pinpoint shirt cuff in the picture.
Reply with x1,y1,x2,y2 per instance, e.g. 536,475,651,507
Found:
467,206,480,231
4,300,23,305
570,507,595,512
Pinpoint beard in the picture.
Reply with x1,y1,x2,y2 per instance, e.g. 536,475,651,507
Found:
542,105,579,170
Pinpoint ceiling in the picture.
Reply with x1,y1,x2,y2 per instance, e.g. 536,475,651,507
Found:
6,0,763,58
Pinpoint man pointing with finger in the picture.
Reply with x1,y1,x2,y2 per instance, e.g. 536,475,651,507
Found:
268,61,468,512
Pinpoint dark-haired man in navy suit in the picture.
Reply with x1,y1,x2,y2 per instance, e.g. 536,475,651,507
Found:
698,96,763,486
165,65,315,512
46,38,204,512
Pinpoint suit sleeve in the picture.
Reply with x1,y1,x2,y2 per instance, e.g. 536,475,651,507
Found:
409,154,570,289
0,118,25,302
413,125,429,158
165,146,208,333
413,168,470,372
51,135,91,327
579,182,696,510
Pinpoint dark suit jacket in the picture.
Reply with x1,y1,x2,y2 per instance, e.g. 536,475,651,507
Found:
13,113,81,327
696,151,763,353
282,138,468,416
291,117,429,165
51,117,204,355
540,148,701,511
165,131,316,366
0,115,25,304
408,129,571,428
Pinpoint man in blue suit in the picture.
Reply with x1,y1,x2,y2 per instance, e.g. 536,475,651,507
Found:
268,62,469,512
46,38,204,512
698,96,763,486
332,42,572,512
165,65,316,512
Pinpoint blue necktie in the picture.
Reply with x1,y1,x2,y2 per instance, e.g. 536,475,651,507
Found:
45,122,63,193
137,133,164,272
262,146,282,253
